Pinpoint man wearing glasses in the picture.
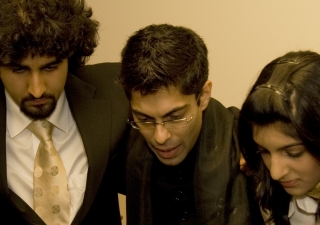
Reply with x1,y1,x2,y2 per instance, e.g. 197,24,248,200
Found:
117,24,261,225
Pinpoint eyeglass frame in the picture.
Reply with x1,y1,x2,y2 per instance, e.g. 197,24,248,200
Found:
127,93,201,130
127,115,193,130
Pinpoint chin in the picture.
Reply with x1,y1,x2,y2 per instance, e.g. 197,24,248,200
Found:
158,157,181,166
284,188,305,197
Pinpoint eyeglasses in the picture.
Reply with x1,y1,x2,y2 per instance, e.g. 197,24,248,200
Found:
128,115,193,130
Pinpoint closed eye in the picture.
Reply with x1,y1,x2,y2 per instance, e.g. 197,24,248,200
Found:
166,115,184,121
43,65,59,71
11,67,27,74
136,117,154,122
285,150,304,158
283,144,306,158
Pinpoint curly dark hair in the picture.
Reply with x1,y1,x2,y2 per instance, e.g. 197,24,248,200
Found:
0,0,99,72
117,24,208,100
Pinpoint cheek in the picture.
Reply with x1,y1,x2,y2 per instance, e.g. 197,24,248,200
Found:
2,79,26,103
297,153,320,174
1,75,21,90
181,123,201,147
303,161,320,181
138,130,153,143
48,73,67,95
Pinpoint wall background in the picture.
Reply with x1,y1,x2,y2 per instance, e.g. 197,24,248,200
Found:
86,0,320,109
85,1,320,223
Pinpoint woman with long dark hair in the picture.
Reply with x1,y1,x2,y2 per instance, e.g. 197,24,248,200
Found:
239,50,320,225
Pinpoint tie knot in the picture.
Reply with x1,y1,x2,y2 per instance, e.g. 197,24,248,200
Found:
27,120,54,142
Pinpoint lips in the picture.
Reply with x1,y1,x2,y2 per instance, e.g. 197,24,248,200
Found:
28,98,49,106
280,180,297,188
154,146,180,159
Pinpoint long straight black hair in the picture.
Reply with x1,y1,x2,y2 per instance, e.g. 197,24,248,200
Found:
239,50,320,224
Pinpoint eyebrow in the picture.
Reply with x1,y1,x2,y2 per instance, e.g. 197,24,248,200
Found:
40,59,63,69
256,142,304,151
132,105,188,118
4,58,62,70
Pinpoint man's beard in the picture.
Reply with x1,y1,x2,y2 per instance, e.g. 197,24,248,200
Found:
20,94,57,120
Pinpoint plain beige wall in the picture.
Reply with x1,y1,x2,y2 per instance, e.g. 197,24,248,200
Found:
86,0,320,109
84,1,320,223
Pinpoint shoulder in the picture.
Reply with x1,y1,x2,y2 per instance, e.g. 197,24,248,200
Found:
77,62,121,74
75,62,121,84
227,106,240,118
206,98,239,121
72,62,124,98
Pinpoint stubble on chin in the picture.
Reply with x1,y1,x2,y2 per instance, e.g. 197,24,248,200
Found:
20,96,57,120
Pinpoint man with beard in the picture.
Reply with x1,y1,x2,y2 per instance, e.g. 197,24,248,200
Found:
0,0,129,224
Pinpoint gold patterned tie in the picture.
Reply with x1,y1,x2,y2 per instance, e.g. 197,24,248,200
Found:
28,120,70,225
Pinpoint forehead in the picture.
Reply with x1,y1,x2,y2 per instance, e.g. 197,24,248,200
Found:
2,55,58,68
130,86,195,116
253,123,299,148
19,55,57,66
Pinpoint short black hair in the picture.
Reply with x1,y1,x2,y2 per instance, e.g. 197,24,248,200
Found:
117,24,208,100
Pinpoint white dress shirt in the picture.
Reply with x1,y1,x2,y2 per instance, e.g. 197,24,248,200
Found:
260,194,320,225
5,90,88,224
288,195,320,225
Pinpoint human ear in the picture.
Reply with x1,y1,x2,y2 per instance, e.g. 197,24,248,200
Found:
199,80,212,111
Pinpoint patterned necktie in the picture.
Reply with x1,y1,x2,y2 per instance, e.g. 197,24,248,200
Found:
28,120,70,225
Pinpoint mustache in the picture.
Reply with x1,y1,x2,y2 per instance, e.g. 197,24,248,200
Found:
22,93,54,101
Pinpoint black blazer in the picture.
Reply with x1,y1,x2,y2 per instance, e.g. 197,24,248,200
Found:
0,63,130,224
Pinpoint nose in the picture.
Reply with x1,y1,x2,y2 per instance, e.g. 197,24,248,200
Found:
268,155,289,181
28,72,46,98
153,124,171,145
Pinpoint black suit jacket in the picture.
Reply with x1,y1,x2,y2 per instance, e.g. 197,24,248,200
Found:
0,63,130,224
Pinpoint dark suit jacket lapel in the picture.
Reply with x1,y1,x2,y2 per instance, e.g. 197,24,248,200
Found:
65,74,112,222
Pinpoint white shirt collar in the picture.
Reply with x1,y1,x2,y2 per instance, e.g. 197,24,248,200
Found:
288,195,319,218
6,90,70,138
